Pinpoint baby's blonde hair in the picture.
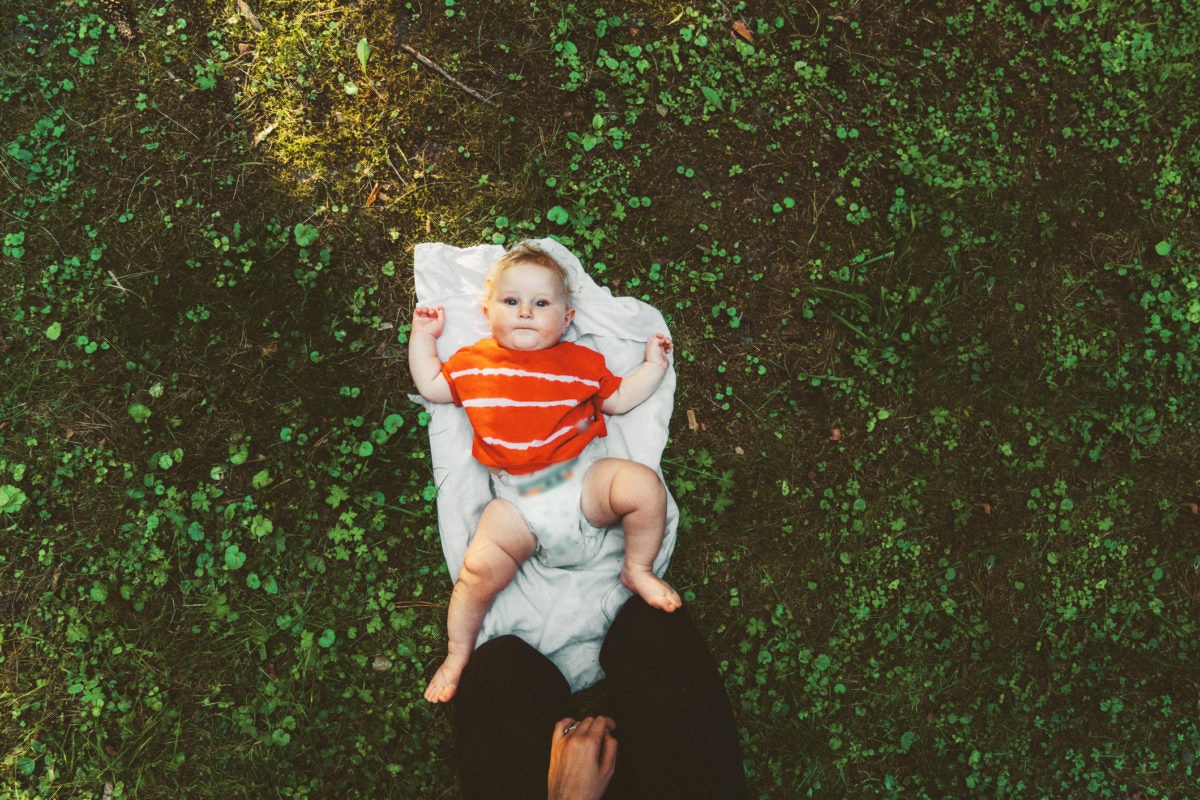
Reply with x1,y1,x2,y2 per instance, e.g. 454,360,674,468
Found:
482,241,574,305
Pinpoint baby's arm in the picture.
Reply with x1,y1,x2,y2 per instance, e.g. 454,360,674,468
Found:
601,333,672,415
409,305,453,403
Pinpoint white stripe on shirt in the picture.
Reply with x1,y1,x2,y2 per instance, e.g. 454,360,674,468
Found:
462,397,579,408
482,425,576,451
447,366,601,388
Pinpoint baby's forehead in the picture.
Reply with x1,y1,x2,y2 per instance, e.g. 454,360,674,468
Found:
495,260,570,293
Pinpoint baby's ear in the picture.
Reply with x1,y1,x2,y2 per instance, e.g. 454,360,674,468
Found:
563,306,576,330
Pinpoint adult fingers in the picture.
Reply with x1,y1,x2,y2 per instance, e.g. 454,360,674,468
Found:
576,716,616,738
556,715,616,742
598,726,619,775
593,715,616,736
555,717,578,739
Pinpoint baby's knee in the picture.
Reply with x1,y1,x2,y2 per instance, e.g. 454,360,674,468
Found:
614,460,665,505
459,543,521,591
457,549,493,586
463,501,535,573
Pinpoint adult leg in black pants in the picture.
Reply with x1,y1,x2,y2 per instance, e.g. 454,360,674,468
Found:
454,635,573,800
453,597,744,799
601,597,746,799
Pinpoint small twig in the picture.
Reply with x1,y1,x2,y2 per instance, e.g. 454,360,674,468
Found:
237,0,264,31
398,43,496,107
155,106,201,140
0,159,21,191
105,269,148,303
385,152,406,183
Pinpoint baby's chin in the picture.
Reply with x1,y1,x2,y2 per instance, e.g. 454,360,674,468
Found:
497,331,554,350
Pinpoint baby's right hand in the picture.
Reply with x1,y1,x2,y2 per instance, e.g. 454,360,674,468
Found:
644,333,673,369
412,305,445,338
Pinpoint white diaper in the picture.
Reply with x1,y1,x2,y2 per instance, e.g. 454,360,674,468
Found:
490,439,608,568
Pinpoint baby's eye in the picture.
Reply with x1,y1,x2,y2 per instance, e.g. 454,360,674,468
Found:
535,299,550,308
503,298,518,306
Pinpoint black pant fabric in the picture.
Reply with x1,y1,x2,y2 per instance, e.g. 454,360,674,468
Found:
453,633,573,799
453,597,745,799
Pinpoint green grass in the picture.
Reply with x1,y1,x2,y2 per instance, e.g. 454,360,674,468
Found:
3,0,1199,797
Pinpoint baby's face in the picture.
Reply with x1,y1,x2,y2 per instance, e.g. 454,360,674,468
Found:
483,261,574,351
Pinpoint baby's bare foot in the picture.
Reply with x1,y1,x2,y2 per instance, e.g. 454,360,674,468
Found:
424,654,468,703
621,566,682,613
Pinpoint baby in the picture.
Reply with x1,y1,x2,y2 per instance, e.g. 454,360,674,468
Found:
410,241,681,703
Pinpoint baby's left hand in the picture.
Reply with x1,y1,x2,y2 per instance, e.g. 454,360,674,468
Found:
645,333,673,368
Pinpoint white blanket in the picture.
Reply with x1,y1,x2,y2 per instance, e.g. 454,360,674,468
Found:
410,239,678,691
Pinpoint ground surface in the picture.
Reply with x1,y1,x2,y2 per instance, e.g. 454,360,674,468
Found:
2,0,1199,797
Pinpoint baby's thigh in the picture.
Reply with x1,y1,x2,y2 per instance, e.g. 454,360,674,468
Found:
469,498,538,565
581,457,661,525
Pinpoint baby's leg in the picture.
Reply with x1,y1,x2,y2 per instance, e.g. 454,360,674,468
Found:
425,499,537,703
582,458,681,613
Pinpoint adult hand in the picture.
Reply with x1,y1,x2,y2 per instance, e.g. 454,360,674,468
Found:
547,716,618,800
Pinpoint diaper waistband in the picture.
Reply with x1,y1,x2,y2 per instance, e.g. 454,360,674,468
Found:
491,438,607,498
503,457,580,497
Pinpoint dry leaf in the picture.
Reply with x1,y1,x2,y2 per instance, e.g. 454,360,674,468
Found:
829,428,842,441
687,409,701,432
972,501,992,516
365,182,382,208
257,342,278,356
372,655,394,672
731,20,754,43
252,122,277,148
1181,502,1199,515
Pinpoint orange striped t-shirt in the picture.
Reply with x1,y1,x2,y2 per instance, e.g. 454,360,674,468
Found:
442,338,622,474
